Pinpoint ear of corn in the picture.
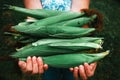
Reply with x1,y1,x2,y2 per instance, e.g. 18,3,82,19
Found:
72,37,103,44
29,11,85,26
10,37,103,58
10,39,75,58
8,5,66,19
11,45,75,58
4,31,38,43
49,42,102,51
52,14,97,27
12,25,95,38
43,51,109,68
47,27,95,38
19,51,109,68
12,11,85,31
19,37,103,49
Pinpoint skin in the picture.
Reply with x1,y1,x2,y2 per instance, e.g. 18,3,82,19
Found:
19,0,97,80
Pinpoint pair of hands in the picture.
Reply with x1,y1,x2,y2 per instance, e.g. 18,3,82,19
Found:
18,56,97,80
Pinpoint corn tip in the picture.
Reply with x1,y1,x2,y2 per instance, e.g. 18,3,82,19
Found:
106,50,110,54
103,50,110,57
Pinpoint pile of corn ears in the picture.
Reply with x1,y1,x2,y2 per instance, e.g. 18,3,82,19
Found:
4,5,109,68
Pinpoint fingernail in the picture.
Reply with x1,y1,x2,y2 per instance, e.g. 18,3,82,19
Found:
32,56,36,63
74,67,78,71
44,64,48,70
27,56,31,59
69,68,73,71
75,67,78,69
44,64,47,67
79,65,83,68
84,62,87,65
37,57,42,61
32,56,36,59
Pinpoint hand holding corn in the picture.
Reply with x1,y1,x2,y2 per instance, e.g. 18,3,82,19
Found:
18,56,48,74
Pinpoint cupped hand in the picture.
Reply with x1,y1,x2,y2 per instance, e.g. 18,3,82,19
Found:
70,62,97,80
18,56,48,75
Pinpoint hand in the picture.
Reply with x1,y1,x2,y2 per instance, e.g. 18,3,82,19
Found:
69,62,97,80
18,56,48,75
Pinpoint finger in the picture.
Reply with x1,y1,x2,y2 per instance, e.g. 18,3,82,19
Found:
37,57,44,74
18,60,26,72
90,62,97,71
73,67,79,80
69,68,74,72
84,63,93,77
79,65,87,80
26,56,33,74
43,64,48,70
32,56,38,74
